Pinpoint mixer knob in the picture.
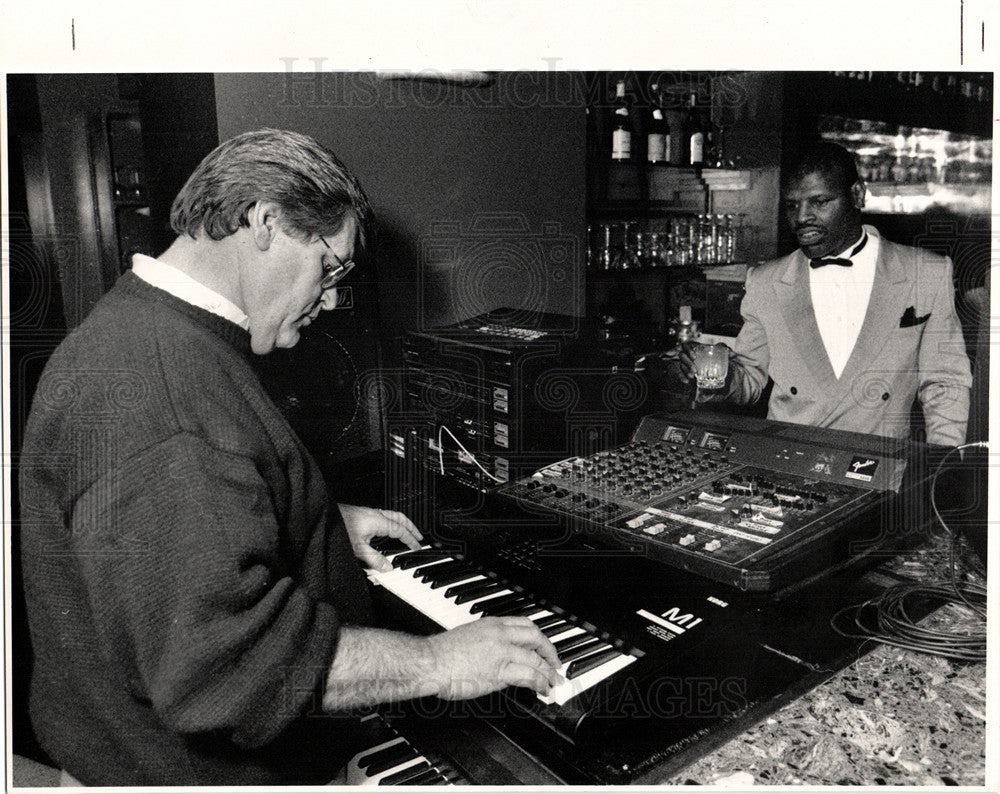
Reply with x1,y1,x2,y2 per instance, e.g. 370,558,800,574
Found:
542,484,556,493
571,492,586,503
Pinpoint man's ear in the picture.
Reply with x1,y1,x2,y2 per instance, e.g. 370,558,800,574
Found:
851,179,866,211
247,201,281,251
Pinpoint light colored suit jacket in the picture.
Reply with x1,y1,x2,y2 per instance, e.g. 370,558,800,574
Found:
717,226,972,446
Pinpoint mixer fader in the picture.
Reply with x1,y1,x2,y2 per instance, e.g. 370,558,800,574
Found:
496,412,920,593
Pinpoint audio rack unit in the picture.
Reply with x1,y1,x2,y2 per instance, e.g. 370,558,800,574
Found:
391,310,650,493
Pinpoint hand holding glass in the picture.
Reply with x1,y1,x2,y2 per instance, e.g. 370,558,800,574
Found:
691,342,729,390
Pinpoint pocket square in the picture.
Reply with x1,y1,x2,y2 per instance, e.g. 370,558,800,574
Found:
899,306,930,327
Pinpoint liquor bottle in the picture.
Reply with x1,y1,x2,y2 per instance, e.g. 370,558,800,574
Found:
610,80,632,161
647,83,667,165
686,92,705,167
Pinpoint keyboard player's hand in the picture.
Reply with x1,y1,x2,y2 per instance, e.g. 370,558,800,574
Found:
426,617,562,699
338,504,423,571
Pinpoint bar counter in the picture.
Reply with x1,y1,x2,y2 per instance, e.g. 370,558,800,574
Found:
663,536,987,786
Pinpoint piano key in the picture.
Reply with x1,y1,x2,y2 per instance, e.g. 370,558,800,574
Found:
424,566,482,588
360,739,421,776
346,713,470,786
396,550,451,570
538,649,636,707
378,760,431,785
553,632,597,655
354,737,402,771
443,577,492,598
396,767,446,786
370,570,480,630
370,536,410,554
484,597,534,617
501,602,549,618
532,613,564,630
469,592,525,615
453,582,506,604
559,639,610,665
430,573,483,591
369,549,638,707
415,560,468,582
566,647,622,680
541,620,572,638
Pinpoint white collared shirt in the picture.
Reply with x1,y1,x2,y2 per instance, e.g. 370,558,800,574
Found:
808,225,880,379
131,254,250,331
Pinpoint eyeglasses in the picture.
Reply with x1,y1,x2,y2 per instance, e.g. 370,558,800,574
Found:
319,236,355,289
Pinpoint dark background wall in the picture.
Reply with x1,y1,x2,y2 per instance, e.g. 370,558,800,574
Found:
213,72,587,352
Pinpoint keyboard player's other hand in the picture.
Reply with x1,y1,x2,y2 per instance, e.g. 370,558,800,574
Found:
426,617,562,700
338,504,423,571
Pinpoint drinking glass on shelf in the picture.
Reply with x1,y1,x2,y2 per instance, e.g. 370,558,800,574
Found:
614,222,642,270
599,224,614,270
646,232,664,267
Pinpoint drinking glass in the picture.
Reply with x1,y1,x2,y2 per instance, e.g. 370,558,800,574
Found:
691,342,729,390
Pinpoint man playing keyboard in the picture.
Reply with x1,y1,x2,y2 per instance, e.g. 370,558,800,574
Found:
18,129,560,787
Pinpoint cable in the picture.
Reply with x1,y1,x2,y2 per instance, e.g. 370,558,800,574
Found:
436,425,504,483
930,441,988,618
830,441,988,663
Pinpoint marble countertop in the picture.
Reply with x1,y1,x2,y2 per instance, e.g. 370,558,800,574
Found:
662,536,988,786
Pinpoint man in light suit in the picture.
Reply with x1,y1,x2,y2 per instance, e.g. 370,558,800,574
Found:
679,142,971,447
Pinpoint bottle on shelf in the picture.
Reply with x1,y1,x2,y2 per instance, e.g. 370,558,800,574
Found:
647,84,667,165
685,92,706,167
610,79,632,161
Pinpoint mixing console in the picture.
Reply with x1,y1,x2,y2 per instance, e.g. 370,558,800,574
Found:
496,412,919,592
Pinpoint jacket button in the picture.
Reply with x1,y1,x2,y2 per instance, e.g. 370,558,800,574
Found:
882,392,890,401
790,387,797,395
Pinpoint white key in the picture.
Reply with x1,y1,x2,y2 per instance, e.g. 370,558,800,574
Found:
371,549,631,707
539,653,637,707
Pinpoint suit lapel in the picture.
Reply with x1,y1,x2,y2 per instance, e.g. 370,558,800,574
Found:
833,237,911,394
774,252,838,390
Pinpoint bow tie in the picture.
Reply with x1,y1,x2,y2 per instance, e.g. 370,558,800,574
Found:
809,233,868,269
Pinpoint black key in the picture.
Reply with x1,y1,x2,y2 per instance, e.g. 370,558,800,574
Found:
503,602,546,618
414,559,464,581
532,613,563,630
423,562,473,583
469,592,523,615
566,647,621,680
399,767,447,785
453,581,504,604
444,577,494,598
541,621,571,638
395,550,450,570
359,740,419,775
377,760,431,785
370,536,409,554
429,568,482,590
392,549,448,570
559,639,608,665
483,597,531,617
553,632,595,655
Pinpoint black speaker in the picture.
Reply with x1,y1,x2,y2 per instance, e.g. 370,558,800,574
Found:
253,274,390,505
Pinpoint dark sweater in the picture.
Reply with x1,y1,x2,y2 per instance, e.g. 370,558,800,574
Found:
19,272,373,785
